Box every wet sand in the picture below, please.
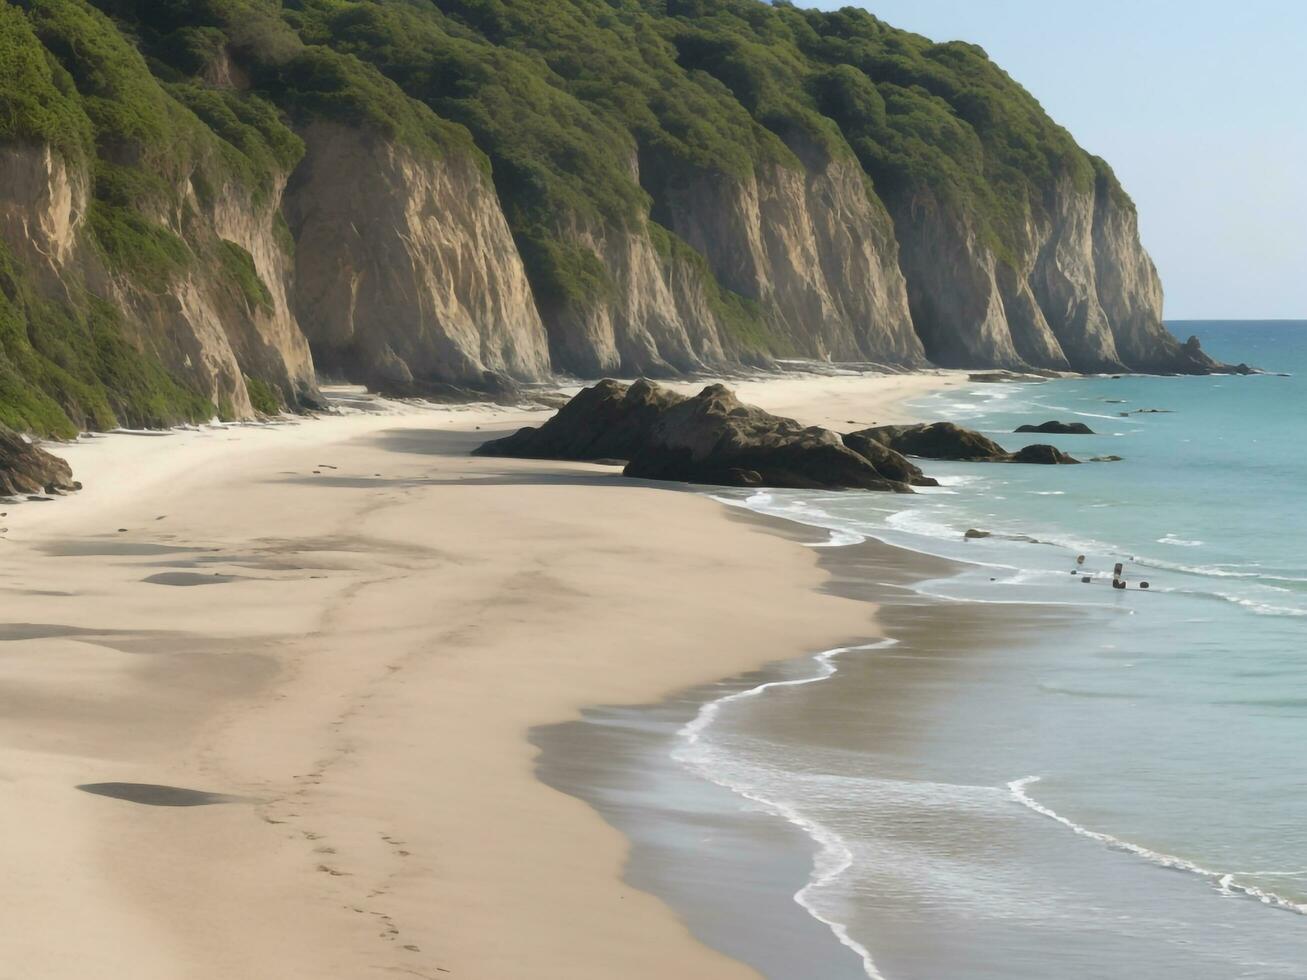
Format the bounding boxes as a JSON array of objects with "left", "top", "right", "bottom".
[{"left": 533, "top": 517, "right": 1085, "bottom": 979}]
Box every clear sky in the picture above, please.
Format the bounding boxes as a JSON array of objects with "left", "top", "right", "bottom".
[{"left": 803, "top": 0, "right": 1306, "bottom": 319}]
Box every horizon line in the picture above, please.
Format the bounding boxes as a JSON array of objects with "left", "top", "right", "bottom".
[{"left": 1165, "top": 316, "right": 1307, "bottom": 322}]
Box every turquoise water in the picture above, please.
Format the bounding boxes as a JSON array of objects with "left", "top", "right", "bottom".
[{"left": 696, "top": 322, "right": 1307, "bottom": 977}]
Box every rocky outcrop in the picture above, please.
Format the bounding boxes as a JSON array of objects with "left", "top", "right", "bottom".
[
  {"left": 854, "top": 422, "right": 1010, "bottom": 461},
  {"left": 0, "top": 425, "right": 79, "bottom": 496},
  {"left": 623, "top": 384, "right": 905, "bottom": 490},
  {"left": 840, "top": 431, "right": 939, "bottom": 487},
  {"left": 473, "top": 378, "right": 681, "bottom": 461},
  {"left": 285, "top": 123, "right": 551, "bottom": 393},
  {"left": 1015, "top": 421, "right": 1095, "bottom": 434},
  {"left": 1009, "top": 444, "right": 1080, "bottom": 465},
  {"left": 203, "top": 176, "right": 318, "bottom": 410},
  {"left": 856, "top": 422, "right": 1080, "bottom": 464},
  {"left": 477, "top": 380, "right": 917, "bottom": 491}
]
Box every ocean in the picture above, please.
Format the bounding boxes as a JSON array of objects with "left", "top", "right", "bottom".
[{"left": 535, "top": 321, "right": 1307, "bottom": 979}]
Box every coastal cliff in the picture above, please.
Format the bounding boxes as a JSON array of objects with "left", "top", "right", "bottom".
[
  {"left": 0, "top": 0, "right": 1223, "bottom": 436},
  {"left": 284, "top": 122, "right": 551, "bottom": 392}
]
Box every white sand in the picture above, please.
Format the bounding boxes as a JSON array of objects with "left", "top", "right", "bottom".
[{"left": 0, "top": 373, "right": 949, "bottom": 978}]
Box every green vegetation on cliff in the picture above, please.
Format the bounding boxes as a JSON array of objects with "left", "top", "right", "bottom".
[
  {"left": 273, "top": 0, "right": 1100, "bottom": 287},
  {"left": 242, "top": 373, "right": 283, "bottom": 414},
  {"left": 218, "top": 240, "right": 274, "bottom": 313},
  {"left": 0, "top": 5, "right": 94, "bottom": 161},
  {"left": 0, "top": 0, "right": 1154, "bottom": 433},
  {"left": 0, "top": 243, "right": 210, "bottom": 437}
]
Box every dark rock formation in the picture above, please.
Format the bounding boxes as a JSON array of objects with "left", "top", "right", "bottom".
[
  {"left": 1090, "top": 455, "right": 1124, "bottom": 462},
  {"left": 0, "top": 425, "right": 79, "bottom": 496},
  {"left": 1009, "top": 445, "right": 1081, "bottom": 465},
  {"left": 624, "top": 385, "right": 905, "bottom": 491},
  {"left": 840, "top": 432, "right": 940, "bottom": 487},
  {"left": 853, "top": 421, "right": 1081, "bottom": 464},
  {"left": 1015, "top": 421, "right": 1095, "bottom": 434},
  {"left": 476, "top": 380, "right": 918, "bottom": 491},
  {"left": 850, "top": 422, "right": 1008, "bottom": 461},
  {"left": 964, "top": 528, "right": 991, "bottom": 539},
  {"left": 473, "top": 379, "right": 680, "bottom": 461}
]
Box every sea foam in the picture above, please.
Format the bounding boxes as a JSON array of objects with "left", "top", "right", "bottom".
[
  {"left": 674, "top": 640, "right": 900, "bottom": 980},
  {"left": 1009, "top": 777, "right": 1307, "bottom": 915}
]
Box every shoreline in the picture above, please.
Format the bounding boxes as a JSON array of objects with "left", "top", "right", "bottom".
[
  {"left": 530, "top": 507, "right": 996, "bottom": 980},
  {"left": 0, "top": 371, "right": 952, "bottom": 978},
  {"left": 610, "top": 335, "right": 1304, "bottom": 979},
  {"left": 536, "top": 503, "right": 1103, "bottom": 980}
]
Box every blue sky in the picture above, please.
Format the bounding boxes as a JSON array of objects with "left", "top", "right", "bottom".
[{"left": 803, "top": 0, "right": 1306, "bottom": 319}]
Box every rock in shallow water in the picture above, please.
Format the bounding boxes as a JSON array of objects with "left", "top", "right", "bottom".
[
  {"left": 847, "top": 422, "right": 1009, "bottom": 461},
  {"left": 1, "top": 425, "right": 80, "bottom": 497},
  {"left": 1015, "top": 420, "right": 1095, "bottom": 435},
  {"left": 851, "top": 421, "right": 1081, "bottom": 464},
  {"left": 839, "top": 432, "right": 939, "bottom": 487},
  {"left": 1008, "top": 444, "right": 1081, "bottom": 465}
]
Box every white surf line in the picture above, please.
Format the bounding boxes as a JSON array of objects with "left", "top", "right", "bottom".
[
  {"left": 807, "top": 528, "right": 869, "bottom": 548},
  {"left": 1009, "top": 777, "right": 1307, "bottom": 915},
  {"left": 675, "top": 640, "right": 900, "bottom": 980},
  {"left": 710, "top": 492, "right": 1025, "bottom": 579}
]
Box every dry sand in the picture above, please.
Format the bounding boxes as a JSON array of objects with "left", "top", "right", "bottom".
[{"left": 0, "top": 372, "right": 950, "bottom": 979}]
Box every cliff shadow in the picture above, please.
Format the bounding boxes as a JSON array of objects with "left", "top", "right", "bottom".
[{"left": 370, "top": 427, "right": 502, "bottom": 457}]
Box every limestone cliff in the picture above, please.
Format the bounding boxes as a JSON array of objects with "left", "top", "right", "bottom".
[
  {"left": 284, "top": 123, "right": 550, "bottom": 393},
  {"left": 887, "top": 169, "right": 1218, "bottom": 375},
  {"left": 0, "top": 141, "right": 315, "bottom": 425},
  {"left": 507, "top": 212, "right": 727, "bottom": 379},
  {"left": 647, "top": 144, "right": 925, "bottom": 367},
  {"left": 530, "top": 140, "right": 927, "bottom": 379}
]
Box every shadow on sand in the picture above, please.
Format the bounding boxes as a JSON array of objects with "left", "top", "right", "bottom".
[{"left": 76, "top": 783, "right": 259, "bottom": 807}]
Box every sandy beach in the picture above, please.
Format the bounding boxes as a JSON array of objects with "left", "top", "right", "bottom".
[{"left": 0, "top": 372, "right": 951, "bottom": 979}]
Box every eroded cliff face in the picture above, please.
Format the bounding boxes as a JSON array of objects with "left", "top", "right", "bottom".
[
  {"left": 206, "top": 176, "right": 317, "bottom": 407},
  {"left": 887, "top": 169, "right": 1205, "bottom": 375},
  {"left": 1089, "top": 175, "right": 1211, "bottom": 372},
  {"left": 533, "top": 142, "right": 929, "bottom": 380},
  {"left": 0, "top": 141, "right": 317, "bottom": 421},
  {"left": 0, "top": 144, "right": 83, "bottom": 279},
  {"left": 647, "top": 147, "right": 925, "bottom": 367},
  {"left": 105, "top": 174, "right": 320, "bottom": 418},
  {"left": 284, "top": 123, "right": 550, "bottom": 393},
  {"left": 504, "top": 214, "right": 710, "bottom": 379}
]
